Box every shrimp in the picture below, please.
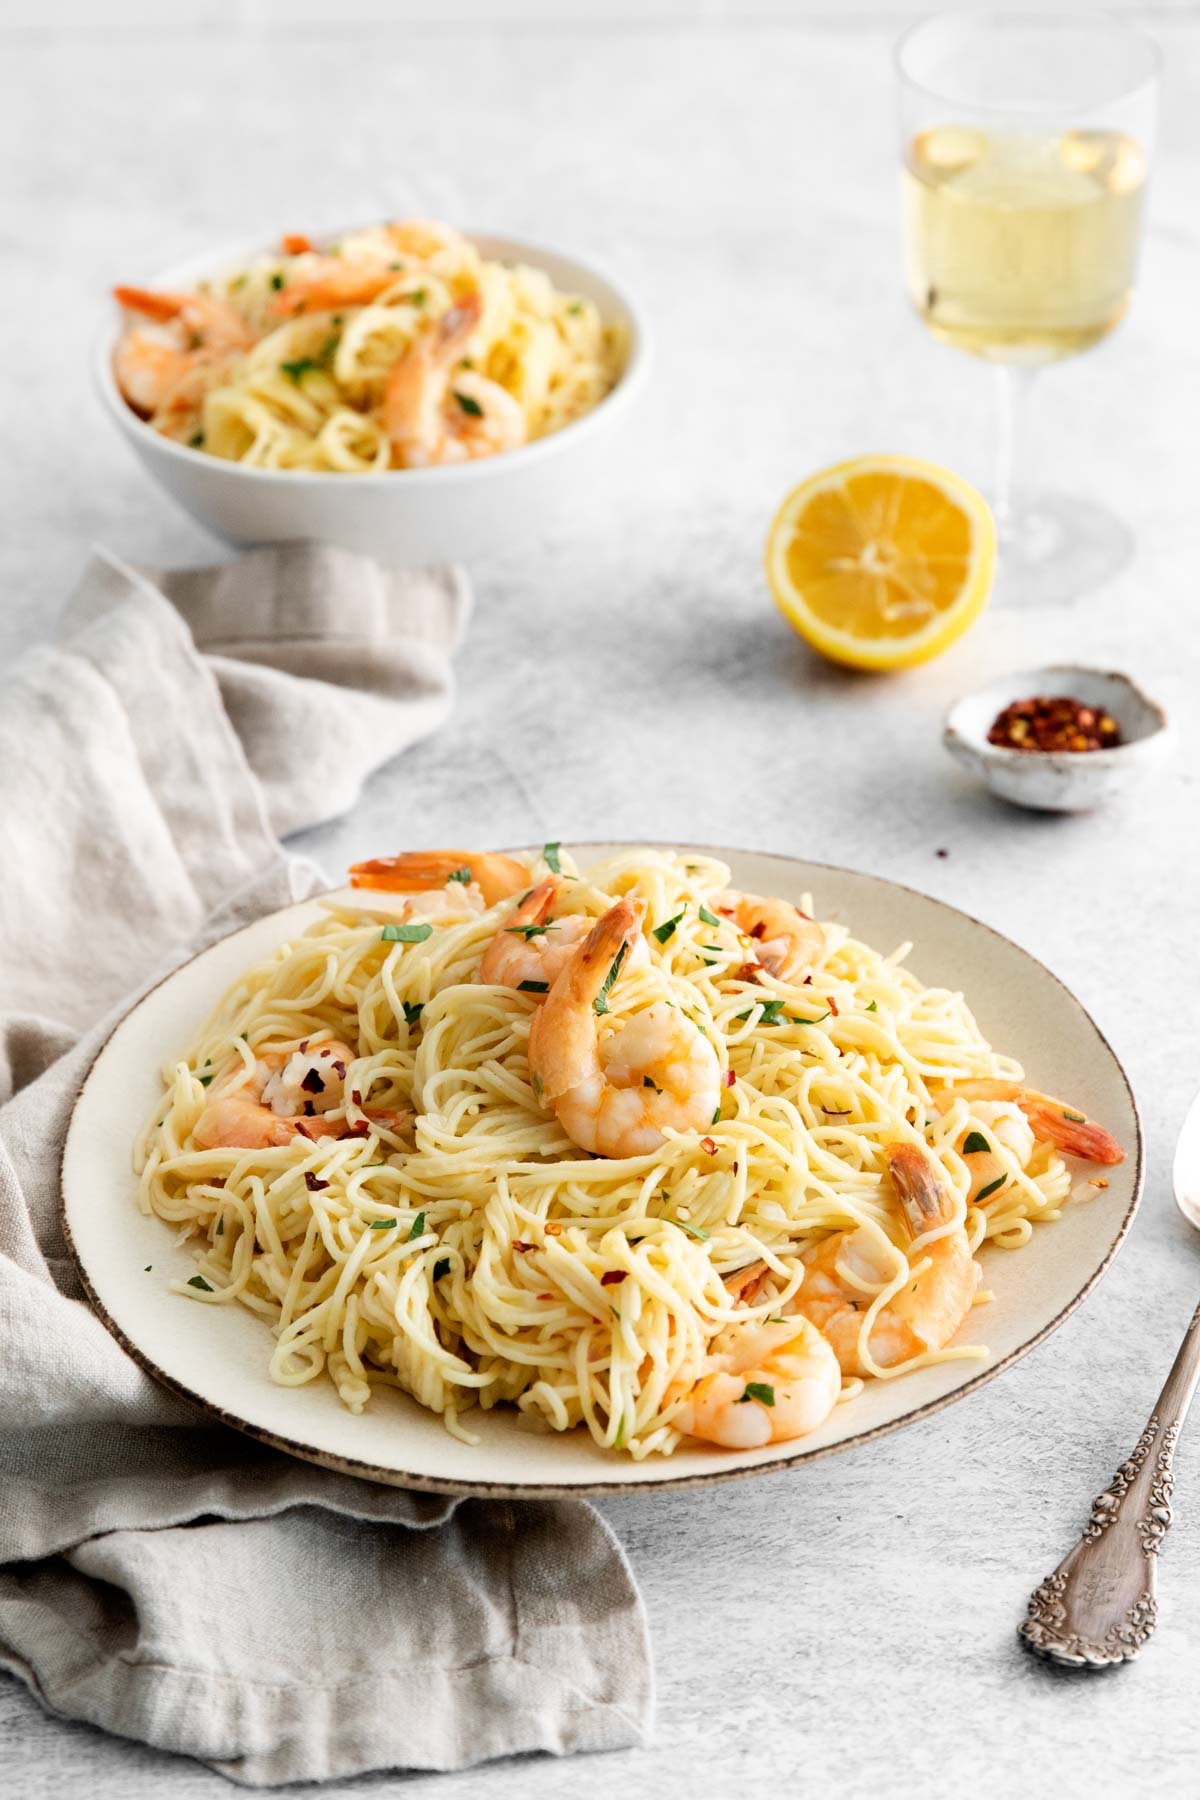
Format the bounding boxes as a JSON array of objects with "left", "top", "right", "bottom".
[
  {"left": 936, "top": 1080, "right": 1124, "bottom": 1167},
  {"left": 675, "top": 1316, "right": 841, "bottom": 1450},
  {"left": 479, "top": 877, "right": 593, "bottom": 990},
  {"left": 792, "top": 1142, "right": 980, "bottom": 1374},
  {"left": 268, "top": 258, "right": 398, "bottom": 319},
  {"left": 715, "top": 890, "right": 825, "bottom": 982},
  {"left": 192, "top": 1040, "right": 411, "bottom": 1151},
  {"left": 528, "top": 900, "right": 722, "bottom": 1157},
  {"left": 348, "top": 849, "right": 531, "bottom": 908},
  {"left": 383, "top": 295, "right": 526, "bottom": 468},
  {"left": 112, "top": 286, "right": 254, "bottom": 418},
  {"left": 479, "top": 877, "right": 649, "bottom": 994},
  {"left": 940, "top": 1097, "right": 1037, "bottom": 1204}
]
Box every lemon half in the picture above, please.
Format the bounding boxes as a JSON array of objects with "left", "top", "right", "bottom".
[{"left": 765, "top": 455, "right": 996, "bottom": 671}]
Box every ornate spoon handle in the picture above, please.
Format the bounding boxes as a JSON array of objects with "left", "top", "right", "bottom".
[{"left": 1020, "top": 1300, "right": 1200, "bottom": 1667}]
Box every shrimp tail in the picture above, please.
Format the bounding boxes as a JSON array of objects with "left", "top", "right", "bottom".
[
  {"left": 348, "top": 850, "right": 529, "bottom": 907},
  {"left": 1019, "top": 1100, "right": 1125, "bottom": 1166},
  {"left": 113, "top": 285, "right": 187, "bottom": 323},
  {"left": 886, "top": 1141, "right": 954, "bottom": 1237},
  {"left": 529, "top": 898, "right": 644, "bottom": 1103}
]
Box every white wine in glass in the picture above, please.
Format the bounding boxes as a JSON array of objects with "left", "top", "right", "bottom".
[{"left": 896, "top": 14, "right": 1160, "bottom": 605}]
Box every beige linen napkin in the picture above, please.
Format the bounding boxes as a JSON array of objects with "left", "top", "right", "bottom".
[{"left": 0, "top": 548, "right": 652, "bottom": 1786}]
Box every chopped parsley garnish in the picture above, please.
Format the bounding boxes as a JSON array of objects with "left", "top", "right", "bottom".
[
  {"left": 1063, "top": 1110, "right": 1086, "bottom": 1123},
  {"left": 543, "top": 841, "right": 562, "bottom": 873},
  {"left": 454, "top": 390, "right": 484, "bottom": 418},
  {"left": 402, "top": 1000, "right": 424, "bottom": 1027},
  {"left": 532, "top": 1072, "right": 544, "bottom": 1100},
  {"left": 270, "top": 272, "right": 284, "bottom": 290},
  {"left": 613, "top": 1414, "right": 626, "bottom": 1448},
  {"left": 215, "top": 1217, "right": 225, "bottom": 1234},
  {"left": 406, "top": 1211, "right": 427, "bottom": 1241},
  {"left": 518, "top": 979, "right": 549, "bottom": 993},
  {"left": 144, "top": 1265, "right": 152, "bottom": 1272},
  {"left": 671, "top": 1218, "right": 709, "bottom": 1241},
  {"left": 410, "top": 287, "right": 427, "bottom": 306},
  {"left": 643, "top": 1076, "right": 662, "bottom": 1092},
  {"left": 698, "top": 905, "right": 721, "bottom": 927},
  {"left": 746, "top": 998, "right": 787, "bottom": 1025},
  {"left": 198, "top": 1073, "right": 214, "bottom": 1086},
  {"left": 280, "top": 333, "right": 339, "bottom": 384},
  {"left": 975, "top": 1175, "right": 1007, "bottom": 1203},
  {"left": 652, "top": 911, "right": 684, "bottom": 945},
  {"left": 187, "top": 1275, "right": 213, "bottom": 1292},
  {"left": 866, "top": 1000, "right": 877, "bottom": 1012},
  {"left": 593, "top": 942, "right": 628, "bottom": 1015},
  {"left": 711, "top": 1105, "right": 721, "bottom": 1124},
  {"left": 447, "top": 865, "right": 472, "bottom": 883},
  {"left": 369, "top": 1218, "right": 398, "bottom": 1230},
  {"left": 739, "top": 1381, "right": 775, "bottom": 1407},
  {"left": 962, "top": 1131, "right": 991, "bottom": 1155},
  {"left": 567, "top": 301, "right": 584, "bottom": 315},
  {"left": 381, "top": 922, "right": 433, "bottom": 943},
  {"left": 189, "top": 431, "right": 205, "bottom": 448},
  {"left": 508, "top": 922, "right": 550, "bottom": 940},
  {"left": 433, "top": 1256, "right": 451, "bottom": 1280}
]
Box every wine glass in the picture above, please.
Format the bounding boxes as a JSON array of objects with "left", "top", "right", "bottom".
[{"left": 896, "top": 11, "right": 1160, "bottom": 605}]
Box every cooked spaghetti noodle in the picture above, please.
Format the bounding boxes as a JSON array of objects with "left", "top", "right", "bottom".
[
  {"left": 112, "top": 221, "right": 625, "bottom": 470},
  {"left": 136, "top": 847, "right": 1119, "bottom": 1459}
]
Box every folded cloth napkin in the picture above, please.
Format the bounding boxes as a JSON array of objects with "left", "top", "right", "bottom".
[{"left": 0, "top": 548, "right": 652, "bottom": 1786}]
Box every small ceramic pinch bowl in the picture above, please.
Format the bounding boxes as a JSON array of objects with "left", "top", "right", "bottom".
[{"left": 943, "top": 665, "right": 1170, "bottom": 813}]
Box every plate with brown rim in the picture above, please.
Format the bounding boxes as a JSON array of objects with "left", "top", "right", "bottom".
[{"left": 61, "top": 845, "right": 1142, "bottom": 1497}]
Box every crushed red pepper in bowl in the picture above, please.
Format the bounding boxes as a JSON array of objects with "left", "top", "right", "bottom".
[{"left": 986, "top": 695, "right": 1123, "bottom": 755}]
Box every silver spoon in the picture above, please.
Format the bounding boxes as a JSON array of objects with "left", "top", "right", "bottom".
[{"left": 1019, "top": 1088, "right": 1200, "bottom": 1666}]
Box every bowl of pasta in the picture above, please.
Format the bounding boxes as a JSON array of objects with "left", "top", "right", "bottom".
[{"left": 95, "top": 221, "right": 649, "bottom": 562}]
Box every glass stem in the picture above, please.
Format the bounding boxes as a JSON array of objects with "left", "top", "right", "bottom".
[{"left": 993, "top": 364, "right": 1040, "bottom": 539}]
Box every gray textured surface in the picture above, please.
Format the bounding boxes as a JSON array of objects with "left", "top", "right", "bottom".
[{"left": 4, "top": 7, "right": 1200, "bottom": 1795}]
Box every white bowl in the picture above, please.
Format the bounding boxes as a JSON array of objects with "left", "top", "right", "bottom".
[
  {"left": 94, "top": 230, "right": 651, "bottom": 563},
  {"left": 943, "top": 665, "right": 1170, "bottom": 813}
]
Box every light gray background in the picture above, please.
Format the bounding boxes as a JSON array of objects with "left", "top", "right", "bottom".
[{"left": 4, "top": 2, "right": 1200, "bottom": 1794}]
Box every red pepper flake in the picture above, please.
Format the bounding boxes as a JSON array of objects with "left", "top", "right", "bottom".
[
  {"left": 601, "top": 1270, "right": 627, "bottom": 1287},
  {"left": 299, "top": 1039, "right": 309, "bottom": 1053},
  {"left": 537, "top": 1291, "right": 554, "bottom": 1300},
  {"left": 513, "top": 1240, "right": 535, "bottom": 1252},
  {"left": 350, "top": 1090, "right": 363, "bottom": 1107},
  {"left": 282, "top": 231, "right": 313, "bottom": 253},
  {"left": 304, "top": 1171, "right": 329, "bottom": 1192},
  {"left": 732, "top": 1160, "right": 739, "bottom": 1174},
  {"left": 700, "top": 1136, "right": 717, "bottom": 1155},
  {"left": 332, "top": 1060, "right": 347, "bottom": 1078},
  {"left": 750, "top": 921, "right": 766, "bottom": 939},
  {"left": 935, "top": 848, "right": 949, "bottom": 860},
  {"left": 987, "top": 694, "right": 1122, "bottom": 755},
  {"left": 724, "top": 1069, "right": 736, "bottom": 1087},
  {"left": 732, "top": 961, "right": 762, "bottom": 985},
  {"left": 826, "top": 995, "right": 839, "bottom": 1017}
]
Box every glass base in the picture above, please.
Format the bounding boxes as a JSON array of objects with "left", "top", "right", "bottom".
[{"left": 992, "top": 492, "right": 1134, "bottom": 607}]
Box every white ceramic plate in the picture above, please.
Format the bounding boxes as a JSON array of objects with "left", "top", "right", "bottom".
[{"left": 62, "top": 847, "right": 1142, "bottom": 1498}]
